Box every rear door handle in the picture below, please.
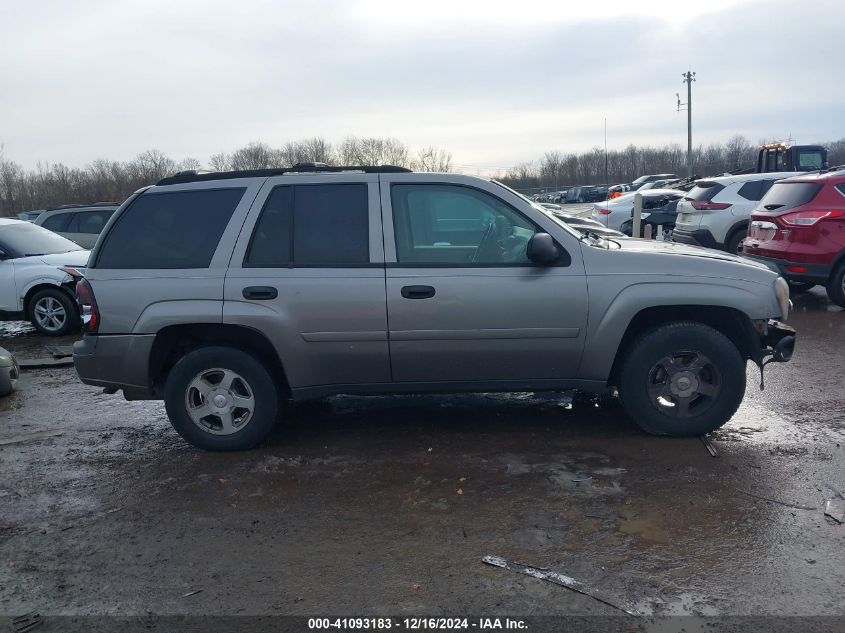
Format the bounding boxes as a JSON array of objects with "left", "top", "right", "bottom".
[
  {"left": 243, "top": 286, "right": 278, "bottom": 300},
  {"left": 401, "top": 285, "right": 436, "bottom": 299}
]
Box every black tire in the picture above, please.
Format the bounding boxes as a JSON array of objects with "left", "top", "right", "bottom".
[
  {"left": 27, "top": 287, "right": 79, "bottom": 336},
  {"left": 725, "top": 228, "right": 746, "bottom": 255},
  {"left": 164, "top": 346, "right": 279, "bottom": 451},
  {"left": 617, "top": 321, "right": 746, "bottom": 436},
  {"left": 825, "top": 262, "right": 845, "bottom": 308},
  {"left": 787, "top": 280, "right": 816, "bottom": 293}
]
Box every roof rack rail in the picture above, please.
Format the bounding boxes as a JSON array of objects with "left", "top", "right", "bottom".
[
  {"left": 156, "top": 164, "right": 412, "bottom": 186},
  {"left": 47, "top": 201, "right": 120, "bottom": 211}
]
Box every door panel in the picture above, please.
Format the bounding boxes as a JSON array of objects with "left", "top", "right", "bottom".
[
  {"left": 224, "top": 175, "right": 390, "bottom": 390},
  {"left": 381, "top": 177, "right": 588, "bottom": 384}
]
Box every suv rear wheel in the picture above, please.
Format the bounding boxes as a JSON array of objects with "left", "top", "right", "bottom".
[
  {"left": 617, "top": 322, "right": 745, "bottom": 436},
  {"left": 725, "top": 228, "right": 746, "bottom": 255},
  {"left": 825, "top": 262, "right": 845, "bottom": 308},
  {"left": 164, "top": 346, "right": 279, "bottom": 451}
]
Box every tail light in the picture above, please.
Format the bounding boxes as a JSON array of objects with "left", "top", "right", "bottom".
[
  {"left": 75, "top": 278, "right": 100, "bottom": 333},
  {"left": 781, "top": 210, "right": 845, "bottom": 226},
  {"left": 690, "top": 200, "right": 732, "bottom": 211},
  {"left": 596, "top": 208, "right": 611, "bottom": 215}
]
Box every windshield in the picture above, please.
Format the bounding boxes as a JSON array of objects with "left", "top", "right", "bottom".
[{"left": 0, "top": 221, "right": 83, "bottom": 257}]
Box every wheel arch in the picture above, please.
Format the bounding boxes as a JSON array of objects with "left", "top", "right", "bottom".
[
  {"left": 606, "top": 305, "right": 760, "bottom": 387},
  {"left": 148, "top": 323, "right": 291, "bottom": 398},
  {"left": 23, "top": 281, "right": 77, "bottom": 315},
  {"left": 725, "top": 220, "right": 750, "bottom": 251}
]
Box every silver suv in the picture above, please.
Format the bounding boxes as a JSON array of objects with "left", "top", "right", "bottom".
[{"left": 73, "top": 165, "right": 796, "bottom": 451}]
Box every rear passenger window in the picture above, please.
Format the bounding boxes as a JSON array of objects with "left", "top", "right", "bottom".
[
  {"left": 96, "top": 188, "right": 244, "bottom": 269},
  {"left": 737, "top": 181, "right": 764, "bottom": 201},
  {"left": 685, "top": 182, "right": 725, "bottom": 202},
  {"left": 41, "top": 213, "right": 70, "bottom": 232},
  {"left": 71, "top": 210, "right": 114, "bottom": 234},
  {"left": 246, "top": 184, "right": 369, "bottom": 266}
]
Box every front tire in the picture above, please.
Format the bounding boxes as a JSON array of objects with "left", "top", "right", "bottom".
[
  {"left": 617, "top": 322, "right": 746, "bottom": 436},
  {"left": 28, "top": 288, "right": 79, "bottom": 336},
  {"left": 164, "top": 346, "right": 279, "bottom": 451},
  {"left": 825, "top": 262, "right": 845, "bottom": 308},
  {"left": 787, "top": 280, "right": 816, "bottom": 293}
]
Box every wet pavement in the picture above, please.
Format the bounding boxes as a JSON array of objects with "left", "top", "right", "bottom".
[{"left": 0, "top": 288, "right": 844, "bottom": 620}]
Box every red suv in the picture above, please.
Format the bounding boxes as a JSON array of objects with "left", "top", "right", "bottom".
[{"left": 743, "top": 169, "right": 845, "bottom": 306}]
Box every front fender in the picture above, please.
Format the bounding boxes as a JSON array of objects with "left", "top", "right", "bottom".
[
  {"left": 578, "top": 279, "right": 773, "bottom": 380},
  {"left": 19, "top": 276, "right": 74, "bottom": 311}
]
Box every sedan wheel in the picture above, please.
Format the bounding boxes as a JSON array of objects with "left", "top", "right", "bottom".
[
  {"left": 33, "top": 296, "right": 67, "bottom": 333},
  {"left": 27, "top": 288, "right": 79, "bottom": 336}
]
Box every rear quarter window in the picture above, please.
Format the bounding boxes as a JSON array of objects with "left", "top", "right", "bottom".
[
  {"left": 685, "top": 182, "right": 725, "bottom": 201},
  {"left": 96, "top": 188, "right": 245, "bottom": 269},
  {"left": 758, "top": 182, "right": 823, "bottom": 211}
]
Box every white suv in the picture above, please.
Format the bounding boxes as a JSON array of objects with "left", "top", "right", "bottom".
[
  {"left": 0, "top": 219, "right": 89, "bottom": 335},
  {"left": 672, "top": 172, "right": 796, "bottom": 253}
]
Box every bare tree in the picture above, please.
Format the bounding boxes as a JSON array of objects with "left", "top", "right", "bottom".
[
  {"left": 412, "top": 146, "right": 452, "bottom": 172},
  {"left": 228, "top": 142, "right": 278, "bottom": 170}
]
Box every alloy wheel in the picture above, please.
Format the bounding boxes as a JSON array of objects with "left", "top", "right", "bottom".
[
  {"left": 646, "top": 350, "right": 722, "bottom": 418},
  {"left": 184, "top": 368, "right": 256, "bottom": 435},
  {"left": 33, "top": 296, "right": 67, "bottom": 333}
]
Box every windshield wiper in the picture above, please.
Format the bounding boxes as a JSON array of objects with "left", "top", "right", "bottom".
[{"left": 24, "top": 253, "right": 47, "bottom": 257}]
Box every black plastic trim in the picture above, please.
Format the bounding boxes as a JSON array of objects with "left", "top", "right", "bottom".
[{"left": 157, "top": 165, "right": 411, "bottom": 186}]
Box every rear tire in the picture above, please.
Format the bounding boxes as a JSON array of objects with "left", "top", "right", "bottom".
[
  {"left": 825, "top": 262, "right": 845, "bottom": 308},
  {"left": 164, "top": 346, "right": 279, "bottom": 451},
  {"left": 27, "top": 288, "right": 79, "bottom": 336},
  {"left": 617, "top": 322, "right": 746, "bottom": 436},
  {"left": 725, "top": 228, "right": 746, "bottom": 255}
]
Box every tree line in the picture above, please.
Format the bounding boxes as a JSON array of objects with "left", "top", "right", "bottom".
[
  {"left": 499, "top": 135, "right": 845, "bottom": 193},
  {"left": 0, "top": 137, "right": 453, "bottom": 216},
  {"left": 2, "top": 133, "right": 843, "bottom": 215}
]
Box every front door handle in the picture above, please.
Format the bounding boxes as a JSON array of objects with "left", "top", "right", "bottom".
[
  {"left": 243, "top": 286, "right": 278, "bottom": 300},
  {"left": 401, "top": 285, "right": 436, "bottom": 299}
]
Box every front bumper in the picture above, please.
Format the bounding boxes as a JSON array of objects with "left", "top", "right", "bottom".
[
  {"left": 671, "top": 227, "right": 721, "bottom": 250},
  {"left": 741, "top": 253, "right": 831, "bottom": 285},
  {"left": 761, "top": 320, "right": 796, "bottom": 363}
]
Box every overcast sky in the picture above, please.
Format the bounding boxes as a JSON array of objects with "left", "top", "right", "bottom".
[{"left": 1, "top": 0, "right": 842, "bottom": 173}]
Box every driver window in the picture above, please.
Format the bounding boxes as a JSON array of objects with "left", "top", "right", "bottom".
[{"left": 391, "top": 184, "right": 536, "bottom": 265}]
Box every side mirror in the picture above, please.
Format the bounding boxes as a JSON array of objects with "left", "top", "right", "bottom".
[{"left": 527, "top": 232, "right": 559, "bottom": 265}]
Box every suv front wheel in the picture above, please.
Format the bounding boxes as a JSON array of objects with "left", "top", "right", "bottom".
[
  {"left": 617, "top": 322, "right": 745, "bottom": 436},
  {"left": 164, "top": 346, "right": 279, "bottom": 451}
]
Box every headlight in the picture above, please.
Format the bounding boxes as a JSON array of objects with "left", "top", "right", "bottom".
[{"left": 773, "top": 277, "right": 790, "bottom": 320}]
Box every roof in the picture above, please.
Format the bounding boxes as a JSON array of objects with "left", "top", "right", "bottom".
[
  {"left": 156, "top": 163, "right": 412, "bottom": 186},
  {"left": 695, "top": 171, "right": 799, "bottom": 185},
  {"left": 44, "top": 202, "right": 119, "bottom": 212},
  {"left": 775, "top": 167, "right": 845, "bottom": 183}
]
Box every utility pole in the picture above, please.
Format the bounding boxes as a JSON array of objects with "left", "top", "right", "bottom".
[{"left": 677, "top": 70, "right": 696, "bottom": 178}]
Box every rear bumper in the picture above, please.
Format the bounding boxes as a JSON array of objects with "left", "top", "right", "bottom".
[
  {"left": 671, "top": 227, "right": 721, "bottom": 250},
  {"left": 73, "top": 334, "right": 156, "bottom": 396},
  {"left": 741, "top": 253, "right": 831, "bottom": 284}
]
